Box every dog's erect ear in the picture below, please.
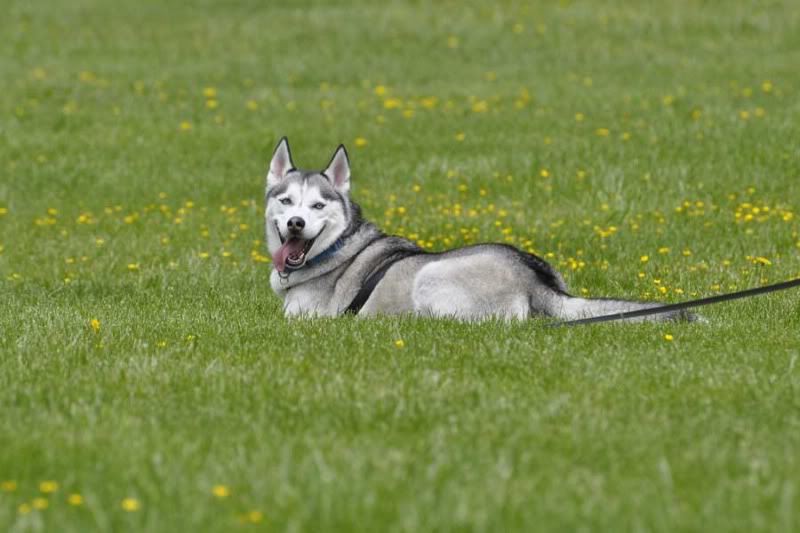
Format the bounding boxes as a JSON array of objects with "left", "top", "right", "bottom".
[
  {"left": 267, "top": 137, "right": 295, "bottom": 189},
  {"left": 323, "top": 145, "right": 350, "bottom": 192}
]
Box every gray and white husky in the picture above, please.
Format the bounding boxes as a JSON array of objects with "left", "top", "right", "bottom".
[{"left": 265, "top": 138, "right": 689, "bottom": 322}]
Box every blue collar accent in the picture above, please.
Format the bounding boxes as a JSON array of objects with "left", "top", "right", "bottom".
[{"left": 284, "top": 238, "right": 345, "bottom": 272}]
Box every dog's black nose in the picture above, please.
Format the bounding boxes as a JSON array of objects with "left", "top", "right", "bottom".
[{"left": 287, "top": 216, "right": 305, "bottom": 233}]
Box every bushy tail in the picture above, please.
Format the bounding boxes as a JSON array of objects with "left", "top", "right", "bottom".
[{"left": 553, "top": 295, "right": 698, "bottom": 323}]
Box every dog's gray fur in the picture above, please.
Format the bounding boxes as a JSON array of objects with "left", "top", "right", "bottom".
[{"left": 265, "top": 138, "right": 690, "bottom": 322}]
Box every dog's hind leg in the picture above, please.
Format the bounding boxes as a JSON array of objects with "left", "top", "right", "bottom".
[{"left": 412, "top": 260, "right": 530, "bottom": 320}]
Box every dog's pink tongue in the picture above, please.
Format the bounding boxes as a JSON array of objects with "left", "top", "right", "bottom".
[{"left": 273, "top": 239, "right": 306, "bottom": 272}]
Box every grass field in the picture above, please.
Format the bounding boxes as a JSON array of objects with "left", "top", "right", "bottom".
[{"left": 2, "top": 0, "right": 800, "bottom": 531}]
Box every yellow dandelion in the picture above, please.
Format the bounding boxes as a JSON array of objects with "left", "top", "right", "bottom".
[
  {"left": 203, "top": 87, "right": 217, "bottom": 98},
  {"left": 18, "top": 503, "right": 31, "bottom": 515},
  {"left": 206, "top": 99, "right": 219, "bottom": 109},
  {"left": 640, "top": 255, "right": 649, "bottom": 263},
  {"left": 67, "top": 493, "right": 84, "bottom": 506},
  {"left": 245, "top": 100, "right": 259, "bottom": 110},
  {"left": 121, "top": 498, "right": 141, "bottom": 512},
  {"left": 373, "top": 85, "right": 387, "bottom": 96},
  {"left": 540, "top": 169, "right": 549, "bottom": 178},
  {"left": 198, "top": 251, "right": 210, "bottom": 259},
  {"left": 32, "top": 497, "right": 49, "bottom": 509},
  {"left": 127, "top": 263, "right": 140, "bottom": 271},
  {"left": 179, "top": 121, "right": 192, "bottom": 131},
  {"left": 212, "top": 485, "right": 230, "bottom": 498},
  {"left": 1, "top": 480, "right": 17, "bottom": 492},
  {"left": 454, "top": 132, "right": 465, "bottom": 142},
  {"left": 664, "top": 334, "right": 674, "bottom": 342},
  {"left": 471, "top": 100, "right": 488, "bottom": 113},
  {"left": 574, "top": 112, "right": 584, "bottom": 122},
  {"left": 658, "top": 247, "right": 670, "bottom": 254},
  {"left": 761, "top": 80, "right": 773, "bottom": 93},
  {"left": 354, "top": 137, "right": 368, "bottom": 148},
  {"left": 595, "top": 127, "right": 610, "bottom": 137},
  {"left": 248, "top": 511, "right": 264, "bottom": 524},
  {"left": 39, "top": 481, "right": 58, "bottom": 493},
  {"left": 753, "top": 256, "right": 772, "bottom": 266},
  {"left": 383, "top": 98, "right": 402, "bottom": 109},
  {"left": 90, "top": 318, "right": 101, "bottom": 333},
  {"left": 394, "top": 339, "right": 405, "bottom": 348},
  {"left": 0, "top": 207, "right": 7, "bottom": 216}
]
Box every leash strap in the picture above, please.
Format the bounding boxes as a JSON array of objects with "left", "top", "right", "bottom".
[
  {"left": 344, "top": 251, "right": 420, "bottom": 315},
  {"left": 549, "top": 277, "right": 800, "bottom": 327}
]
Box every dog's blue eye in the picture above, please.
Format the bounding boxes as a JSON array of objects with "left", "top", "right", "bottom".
[
  {"left": 312, "top": 203, "right": 325, "bottom": 210},
  {"left": 279, "top": 198, "right": 292, "bottom": 205}
]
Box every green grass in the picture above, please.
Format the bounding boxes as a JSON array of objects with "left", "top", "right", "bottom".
[{"left": 2, "top": 0, "right": 800, "bottom": 531}]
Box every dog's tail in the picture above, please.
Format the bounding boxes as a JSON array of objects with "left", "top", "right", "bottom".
[{"left": 552, "top": 294, "right": 699, "bottom": 323}]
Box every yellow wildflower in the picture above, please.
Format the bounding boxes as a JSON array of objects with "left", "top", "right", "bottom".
[
  {"left": 39, "top": 481, "right": 58, "bottom": 493},
  {"left": 121, "top": 498, "right": 141, "bottom": 511},
  {"left": 212, "top": 485, "right": 230, "bottom": 498},
  {"left": 394, "top": 339, "right": 405, "bottom": 348},
  {"left": 32, "top": 498, "right": 49, "bottom": 509},
  {"left": 68, "top": 493, "right": 84, "bottom": 506}
]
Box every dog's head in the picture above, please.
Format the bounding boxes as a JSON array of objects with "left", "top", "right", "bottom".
[{"left": 264, "top": 138, "right": 353, "bottom": 272}]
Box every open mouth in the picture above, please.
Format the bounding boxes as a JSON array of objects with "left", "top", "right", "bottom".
[
  {"left": 283, "top": 237, "right": 316, "bottom": 268},
  {"left": 273, "top": 223, "right": 326, "bottom": 272}
]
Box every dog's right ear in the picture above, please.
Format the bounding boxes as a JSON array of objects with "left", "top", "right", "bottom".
[{"left": 267, "top": 137, "right": 295, "bottom": 189}]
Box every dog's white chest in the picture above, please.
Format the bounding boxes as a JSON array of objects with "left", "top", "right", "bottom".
[{"left": 282, "top": 281, "right": 336, "bottom": 317}]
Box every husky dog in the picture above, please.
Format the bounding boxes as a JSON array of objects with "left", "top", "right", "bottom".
[{"left": 265, "top": 138, "right": 691, "bottom": 322}]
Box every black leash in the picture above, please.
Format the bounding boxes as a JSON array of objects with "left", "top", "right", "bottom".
[
  {"left": 344, "top": 250, "right": 421, "bottom": 315},
  {"left": 549, "top": 277, "right": 800, "bottom": 327}
]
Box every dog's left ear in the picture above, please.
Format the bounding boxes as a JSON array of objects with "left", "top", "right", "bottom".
[{"left": 323, "top": 145, "right": 350, "bottom": 193}]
